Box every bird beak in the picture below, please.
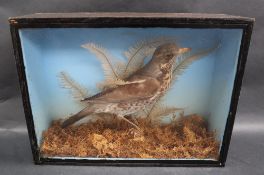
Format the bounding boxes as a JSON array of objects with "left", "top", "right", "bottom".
[{"left": 178, "top": 47, "right": 191, "bottom": 54}]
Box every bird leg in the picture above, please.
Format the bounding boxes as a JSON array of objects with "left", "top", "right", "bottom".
[{"left": 117, "top": 115, "right": 141, "bottom": 132}]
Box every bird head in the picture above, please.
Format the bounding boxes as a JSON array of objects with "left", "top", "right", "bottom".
[{"left": 152, "top": 43, "right": 191, "bottom": 71}]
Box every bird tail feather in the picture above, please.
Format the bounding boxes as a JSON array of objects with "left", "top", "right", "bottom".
[{"left": 61, "top": 109, "right": 93, "bottom": 128}]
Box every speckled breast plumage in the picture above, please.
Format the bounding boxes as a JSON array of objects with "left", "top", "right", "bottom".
[
  {"left": 94, "top": 72, "right": 172, "bottom": 117},
  {"left": 93, "top": 94, "right": 158, "bottom": 116}
]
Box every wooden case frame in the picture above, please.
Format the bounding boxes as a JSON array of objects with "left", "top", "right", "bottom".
[{"left": 9, "top": 13, "right": 254, "bottom": 167}]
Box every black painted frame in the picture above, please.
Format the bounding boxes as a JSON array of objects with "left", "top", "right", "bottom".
[{"left": 9, "top": 13, "right": 254, "bottom": 167}]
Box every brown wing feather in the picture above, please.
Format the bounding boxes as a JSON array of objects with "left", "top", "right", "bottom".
[{"left": 82, "top": 76, "right": 160, "bottom": 103}]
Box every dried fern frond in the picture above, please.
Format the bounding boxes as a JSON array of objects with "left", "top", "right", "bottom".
[
  {"left": 123, "top": 36, "right": 177, "bottom": 77},
  {"left": 82, "top": 43, "right": 123, "bottom": 81},
  {"left": 148, "top": 104, "right": 184, "bottom": 123},
  {"left": 58, "top": 71, "right": 89, "bottom": 102},
  {"left": 172, "top": 43, "right": 220, "bottom": 83},
  {"left": 146, "top": 94, "right": 184, "bottom": 122},
  {"left": 114, "top": 61, "right": 127, "bottom": 79}
]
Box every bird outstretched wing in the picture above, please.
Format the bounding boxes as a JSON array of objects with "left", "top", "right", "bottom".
[{"left": 82, "top": 76, "right": 160, "bottom": 103}]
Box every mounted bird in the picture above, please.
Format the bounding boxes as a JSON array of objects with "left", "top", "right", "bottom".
[{"left": 61, "top": 43, "right": 190, "bottom": 128}]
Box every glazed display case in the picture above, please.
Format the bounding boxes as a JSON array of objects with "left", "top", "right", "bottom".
[{"left": 9, "top": 13, "right": 254, "bottom": 166}]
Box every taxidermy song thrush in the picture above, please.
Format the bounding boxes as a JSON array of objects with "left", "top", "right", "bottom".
[{"left": 62, "top": 43, "right": 190, "bottom": 128}]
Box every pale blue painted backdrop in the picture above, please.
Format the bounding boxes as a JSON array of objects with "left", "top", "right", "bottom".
[{"left": 19, "top": 28, "right": 242, "bottom": 150}]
